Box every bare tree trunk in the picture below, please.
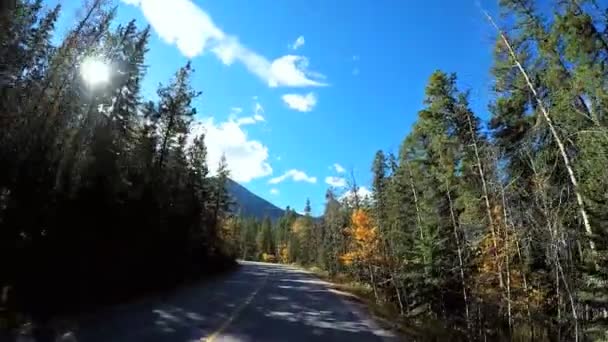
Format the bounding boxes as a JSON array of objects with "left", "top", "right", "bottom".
[
  {"left": 556, "top": 264, "right": 561, "bottom": 323},
  {"left": 385, "top": 233, "right": 405, "bottom": 315},
  {"left": 483, "top": 10, "right": 595, "bottom": 256},
  {"left": 465, "top": 109, "right": 504, "bottom": 289},
  {"left": 504, "top": 221, "right": 513, "bottom": 330},
  {"left": 496, "top": 182, "right": 515, "bottom": 330},
  {"left": 446, "top": 180, "right": 471, "bottom": 329},
  {"left": 500, "top": 176, "right": 533, "bottom": 324},
  {"left": 406, "top": 161, "right": 424, "bottom": 240},
  {"left": 369, "top": 265, "right": 379, "bottom": 302},
  {"left": 348, "top": 169, "right": 361, "bottom": 210},
  {"left": 530, "top": 152, "right": 579, "bottom": 341},
  {"left": 391, "top": 273, "right": 405, "bottom": 315},
  {"left": 515, "top": 239, "right": 532, "bottom": 321},
  {"left": 557, "top": 259, "right": 579, "bottom": 342}
]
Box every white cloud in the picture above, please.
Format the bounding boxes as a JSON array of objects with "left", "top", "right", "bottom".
[
  {"left": 339, "top": 186, "right": 372, "bottom": 202},
  {"left": 325, "top": 176, "right": 347, "bottom": 188},
  {"left": 122, "top": 0, "right": 326, "bottom": 88},
  {"left": 269, "top": 169, "right": 317, "bottom": 184},
  {"left": 190, "top": 117, "right": 271, "bottom": 183},
  {"left": 290, "top": 35, "right": 305, "bottom": 50},
  {"left": 270, "top": 188, "right": 279, "bottom": 195},
  {"left": 268, "top": 56, "right": 326, "bottom": 87},
  {"left": 282, "top": 92, "right": 317, "bottom": 112},
  {"left": 333, "top": 163, "right": 346, "bottom": 173},
  {"left": 236, "top": 117, "right": 256, "bottom": 126},
  {"left": 230, "top": 100, "right": 265, "bottom": 126},
  {"left": 253, "top": 100, "right": 265, "bottom": 121}
]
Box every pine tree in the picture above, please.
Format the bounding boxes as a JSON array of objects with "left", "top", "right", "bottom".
[
  {"left": 257, "top": 217, "right": 274, "bottom": 257},
  {"left": 0, "top": 1, "right": 237, "bottom": 318},
  {"left": 156, "top": 62, "right": 200, "bottom": 172},
  {"left": 209, "top": 154, "right": 233, "bottom": 241},
  {"left": 321, "top": 190, "right": 348, "bottom": 275}
]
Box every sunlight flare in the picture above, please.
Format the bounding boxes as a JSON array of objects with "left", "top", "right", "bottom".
[{"left": 80, "top": 57, "right": 110, "bottom": 87}]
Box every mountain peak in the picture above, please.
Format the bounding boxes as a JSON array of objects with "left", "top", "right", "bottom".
[{"left": 227, "top": 179, "right": 285, "bottom": 221}]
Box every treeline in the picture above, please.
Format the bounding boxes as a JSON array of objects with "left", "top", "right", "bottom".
[
  {"left": 222, "top": 202, "right": 317, "bottom": 264},
  {"left": 228, "top": 1, "right": 608, "bottom": 340},
  {"left": 0, "top": 0, "right": 234, "bottom": 316}
]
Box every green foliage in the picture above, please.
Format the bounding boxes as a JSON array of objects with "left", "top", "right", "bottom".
[
  {"left": 0, "top": 0, "right": 233, "bottom": 315},
  {"left": 288, "top": 2, "right": 608, "bottom": 339},
  {"left": 256, "top": 217, "right": 275, "bottom": 256}
]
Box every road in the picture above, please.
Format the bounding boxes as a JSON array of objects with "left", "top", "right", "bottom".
[{"left": 41, "top": 261, "right": 397, "bottom": 342}]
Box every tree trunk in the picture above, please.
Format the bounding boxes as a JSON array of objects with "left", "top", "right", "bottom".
[
  {"left": 465, "top": 108, "right": 504, "bottom": 289},
  {"left": 500, "top": 181, "right": 522, "bottom": 328},
  {"left": 445, "top": 180, "right": 470, "bottom": 329},
  {"left": 483, "top": 10, "right": 596, "bottom": 256},
  {"left": 557, "top": 258, "right": 579, "bottom": 342},
  {"left": 369, "top": 265, "right": 379, "bottom": 302},
  {"left": 406, "top": 161, "right": 424, "bottom": 240},
  {"left": 515, "top": 237, "right": 532, "bottom": 321},
  {"left": 391, "top": 273, "right": 405, "bottom": 315},
  {"left": 504, "top": 221, "right": 513, "bottom": 330},
  {"left": 158, "top": 111, "right": 175, "bottom": 172}
]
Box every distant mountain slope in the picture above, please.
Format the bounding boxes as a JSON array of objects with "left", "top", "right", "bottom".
[{"left": 227, "top": 178, "right": 285, "bottom": 221}]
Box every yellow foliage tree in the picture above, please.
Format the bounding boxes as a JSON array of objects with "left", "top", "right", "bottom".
[
  {"left": 340, "top": 209, "right": 381, "bottom": 299},
  {"left": 278, "top": 243, "right": 289, "bottom": 264},
  {"left": 262, "top": 253, "right": 277, "bottom": 263},
  {"left": 472, "top": 211, "right": 549, "bottom": 316},
  {"left": 339, "top": 210, "right": 380, "bottom": 265},
  {"left": 219, "top": 217, "right": 239, "bottom": 256}
]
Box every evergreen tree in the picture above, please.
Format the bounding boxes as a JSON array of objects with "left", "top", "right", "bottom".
[
  {"left": 156, "top": 62, "right": 200, "bottom": 172},
  {"left": 0, "top": 2, "right": 235, "bottom": 320},
  {"left": 257, "top": 217, "right": 274, "bottom": 256}
]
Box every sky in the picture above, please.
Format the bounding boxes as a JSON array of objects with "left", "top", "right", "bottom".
[{"left": 50, "top": 0, "right": 500, "bottom": 215}]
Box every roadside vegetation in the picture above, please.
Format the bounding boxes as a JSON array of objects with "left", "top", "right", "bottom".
[
  {"left": 0, "top": 0, "right": 235, "bottom": 330},
  {"left": 225, "top": 1, "right": 608, "bottom": 340}
]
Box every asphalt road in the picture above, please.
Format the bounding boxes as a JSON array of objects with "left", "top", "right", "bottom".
[{"left": 30, "top": 261, "right": 397, "bottom": 342}]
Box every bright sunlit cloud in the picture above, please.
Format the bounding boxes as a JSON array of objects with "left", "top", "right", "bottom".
[
  {"left": 80, "top": 57, "right": 110, "bottom": 87},
  {"left": 339, "top": 186, "right": 372, "bottom": 202},
  {"left": 325, "top": 176, "right": 347, "bottom": 188},
  {"left": 269, "top": 169, "right": 317, "bottom": 184},
  {"left": 289, "top": 35, "right": 305, "bottom": 50},
  {"left": 333, "top": 163, "right": 346, "bottom": 173},
  {"left": 121, "top": 0, "right": 326, "bottom": 88},
  {"left": 190, "top": 117, "right": 272, "bottom": 183},
  {"left": 282, "top": 92, "right": 317, "bottom": 112}
]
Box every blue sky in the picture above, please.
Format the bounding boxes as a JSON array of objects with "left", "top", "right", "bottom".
[{"left": 51, "top": 0, "right": 500, "bottom": 215}]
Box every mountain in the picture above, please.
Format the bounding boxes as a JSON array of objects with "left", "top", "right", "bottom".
[{"left": 226, "top": 178, "right": 285, "bottom": 221}]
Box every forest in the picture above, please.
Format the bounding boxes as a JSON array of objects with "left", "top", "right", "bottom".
[
  {"left": 0, "top": 0, "right": 235, "bottom": 322},
  {"left": 224, "top": 0, "right": 608, "bottom": 340}
]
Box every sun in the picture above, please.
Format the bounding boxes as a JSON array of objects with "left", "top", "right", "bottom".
[{"left": 80, "top": 57, "right": 110, "bottom": 87}]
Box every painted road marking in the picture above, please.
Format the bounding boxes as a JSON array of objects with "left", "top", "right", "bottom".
[{"left": 202, "top": 274, "right": 269, "bottom": 342}]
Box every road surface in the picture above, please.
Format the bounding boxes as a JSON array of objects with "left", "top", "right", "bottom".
[{"left": 36, "top": 261, "right": 397, "bottom": 341}]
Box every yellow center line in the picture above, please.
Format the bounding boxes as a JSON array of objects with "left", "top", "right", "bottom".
[{"left": 201, "top": 274, "right": 269, "bottom": 342}]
